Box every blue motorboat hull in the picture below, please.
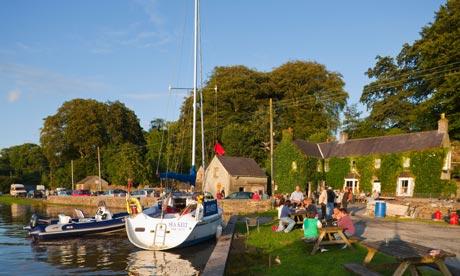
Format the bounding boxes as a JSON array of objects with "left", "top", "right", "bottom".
[{"left": 28, "top": 212, "right": 128, "bottom": 241}]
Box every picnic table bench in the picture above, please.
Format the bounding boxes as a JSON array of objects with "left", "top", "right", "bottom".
[
  {"left": 344, "top": 240, "right": 456, "bottom": 276},
  {"left": 310, "top": 226, "right": 355, "bottom": 255}
]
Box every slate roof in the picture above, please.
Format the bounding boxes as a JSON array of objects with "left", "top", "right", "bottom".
[
  {"left": 293, "top": 139, "right": 323, "bottom": 158},
  {"left": 295, "top": 130, "right": 446, "bottom": 159},
  {"left": 216, "top": 155, "right": 267, "bottom": 177}
]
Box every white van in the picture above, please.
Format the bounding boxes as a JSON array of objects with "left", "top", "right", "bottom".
[{"left": 10, "top": 184, "right": 27, "bottom": 197}]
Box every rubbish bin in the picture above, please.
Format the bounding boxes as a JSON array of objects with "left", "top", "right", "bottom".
[{"left": 375, "top": 200, "right": 386, "bottom": 218}]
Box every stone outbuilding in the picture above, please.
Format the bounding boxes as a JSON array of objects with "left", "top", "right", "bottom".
[
  {"left": 75, "top": 176, "right": 109, "bottom": 191},
  {"left": 203, "top": 155, "right": 267, "bottom": 198}
]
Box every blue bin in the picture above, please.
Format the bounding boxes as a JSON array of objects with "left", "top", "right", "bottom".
[{"left": 375, "top": 201, "right": 386, "bottom": 218}]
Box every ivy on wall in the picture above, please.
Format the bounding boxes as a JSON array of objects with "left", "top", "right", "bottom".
[
  {"left": 355, "top": 156, "right": 374, "bottom": 193},
  {"left": 325, "top": 157, "right": 350, "bottom": 189},
  {"left": 274, "top": 130, "right": 318, "bottom": 193},
  {"left": 379, "top": 153, "right": 403, "bottom": 195}
]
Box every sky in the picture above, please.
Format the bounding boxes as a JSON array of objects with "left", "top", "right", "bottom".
[{"left": 0, "top": 0, "right": 446, "bottom": 149}]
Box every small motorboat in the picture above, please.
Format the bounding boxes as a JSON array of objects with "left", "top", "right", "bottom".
[
  {"left": 24, "top": 202, "right": 128, "bottom": 241},
  {"left": 125, "top": 192, "right": 222, "bottom": 251}
]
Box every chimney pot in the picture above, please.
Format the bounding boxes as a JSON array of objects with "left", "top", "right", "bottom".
[
  {"left": 338, "top": 132, "right": 348, "bottom": 144},
  {"left": 438, "top": 113, "right": 448, "bottom": 134}
]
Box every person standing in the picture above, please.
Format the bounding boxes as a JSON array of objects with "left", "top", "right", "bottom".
[
  {"left": 318, "top": 186, "right": 327, "bottom": 220},
  {"left": 326, "top": 187, "right": 336, "bottom": 219},
  {"left": 290, "top": 185, "right": 304, "bottom": 207},
  {"left": 341, "top": 188, "right": 349, "bottom": 209}
]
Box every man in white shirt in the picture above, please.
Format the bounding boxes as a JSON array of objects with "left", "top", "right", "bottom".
[{"left": 290, "top": 185, "right": 304, "bottom": 206}]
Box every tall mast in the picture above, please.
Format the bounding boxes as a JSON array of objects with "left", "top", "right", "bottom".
[{"left": 192, "top": 0, "right": 198, "bottom": 169}]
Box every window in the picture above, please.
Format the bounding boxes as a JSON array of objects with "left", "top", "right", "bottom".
[
  {"left": 351, "top": 160, "right": 356, "bottom": 169},
  {"left": 346, "top": 180, "right": 354, "bottom": 189},
  {"left": 324, "top": 159, "right": 330, "bottom": 172},
  {"left": 292, "top": 161, "right": 298, "bottom": 172},
  {"left": 213, "top": 167, "right": 219, "bottom": 178},
  {"left": 443, "top": 151, "right": 452, "bottom": 171},
  {"left": 374, "top": 158, "right": 381, "bottom": 169},
  {"left": 403, "top": 157, "right": 410, "bottom": 168},
  {"left": 400, "top": 179, "right": 409, "bottom": 194},
  {"left": 316, "top": 160, "right": 322, "bottom": 172}
]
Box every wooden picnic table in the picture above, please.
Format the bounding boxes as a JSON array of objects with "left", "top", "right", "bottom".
[
  {"left": 360, "top": 240, "right": 456, "bottom": 276},
  {"left": 310, "top": 226, "right": 354, "bottom": 255},
  {"left": 290, "top": 209, "right": 307, "bottom": 224}
]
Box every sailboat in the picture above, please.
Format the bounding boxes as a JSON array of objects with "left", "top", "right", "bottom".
[{"left": 125, "top": 0, "right": 223, "bottom": 251}]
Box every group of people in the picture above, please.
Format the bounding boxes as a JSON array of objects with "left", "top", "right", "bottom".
[{"left": 276, "top": 185, "right": 356, "bottom": 250}]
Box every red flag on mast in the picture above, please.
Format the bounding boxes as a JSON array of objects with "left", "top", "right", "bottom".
[{"left": 214, "top": 142, "right": 225, "bottom": 156}]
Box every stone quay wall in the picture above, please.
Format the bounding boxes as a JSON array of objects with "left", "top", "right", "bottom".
[
  {"left": 46, "top": 196, "right": 157, "bottom": 209},
  {"left": 46, "top": 196, "right": 273, "bottom": 217}
]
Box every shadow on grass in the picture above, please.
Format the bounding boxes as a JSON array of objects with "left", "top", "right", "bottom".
[{"left": 225, "top": 221, "right": 428, "bottom": 276}]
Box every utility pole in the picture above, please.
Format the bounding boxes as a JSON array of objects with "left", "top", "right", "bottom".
[
  {"left": 97, "top": 146, "right": 101, "bottom": 191},
  {"left": 269, "top": 98, "right": 274, "bottom": 196},
  {"left": 71, "top": 160, "right": 74, "bottom": 190}
]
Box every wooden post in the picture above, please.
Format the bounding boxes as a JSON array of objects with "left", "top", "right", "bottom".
[
  {"left": 270, "top": 98, "right": 274, "bottom": 196},
  {"left": 97, "top": 146, "right": 102, "bottom": 191}
]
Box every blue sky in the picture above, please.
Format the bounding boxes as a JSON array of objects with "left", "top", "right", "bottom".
[{"left": 0, "top": 0, "right": 445, "bottom": 149}]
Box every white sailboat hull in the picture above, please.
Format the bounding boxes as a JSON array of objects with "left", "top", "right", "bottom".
[{"left": 126, "top": 210, "right": 222, "bottom": 251}]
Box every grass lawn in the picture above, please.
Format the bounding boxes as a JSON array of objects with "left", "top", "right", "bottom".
[
  {"left": 0, "top": 195, "right": 42, "bottom": 205},
  {"left": 226, "top": 219, "right": 442, "bottom": 276}
]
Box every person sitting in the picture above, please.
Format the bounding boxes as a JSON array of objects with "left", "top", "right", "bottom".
[
  {"left": 334, "top": 208, "right": 356, "bottom": 248},
  {"left": 277, "top": 200, "right": 295, "bottom": 233},
  {"left": 252, "top": 191, "right": 261, "bottom": 200},
  {"left": 290, "top": 185, "right": 304, "bottom": 207},
  {"left": 95, "top": 205, "right": 112, "bottom": 221},
  {"left": 303, "top": 210, "right": 322, "bottom": 242},
  {"left": 302, "top": 197, "right": 317, "bottom": 217}
]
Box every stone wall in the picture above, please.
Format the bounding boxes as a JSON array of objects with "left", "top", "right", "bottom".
[
  {"left": 218, "top": 199, "right": 272, "bottom": 219},
  {"left": 46, "top": 196, "right": 157, "bottom": 209},
  {"left": 46, "top": 196, "right": 273, "bottom": 218}
]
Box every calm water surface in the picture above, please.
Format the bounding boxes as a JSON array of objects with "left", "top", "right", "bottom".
[{"left": 0, "top": 202, "right": 215, "bottom": 275}]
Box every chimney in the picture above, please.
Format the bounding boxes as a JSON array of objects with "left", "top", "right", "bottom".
[
  {"left": 338, "top": 131, "right": 348, "bottom": 144},
  {"left": 438, "top": 113, "right": 448, "bottom": 134}
]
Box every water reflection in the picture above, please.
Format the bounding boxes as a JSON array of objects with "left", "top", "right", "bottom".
[
  {"left": 0, "top": 202, "right": 215, "bottom": 275},
  {"left": 127, "top": 250, "right": 199, "bottom": 275}
]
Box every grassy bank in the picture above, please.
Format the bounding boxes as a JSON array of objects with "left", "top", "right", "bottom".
[
  {"left": 226, "top": 220, "right": 440, "bottom": 276},
  {"left": 0, "top": 195, "right": 42, "bottom": 205}
]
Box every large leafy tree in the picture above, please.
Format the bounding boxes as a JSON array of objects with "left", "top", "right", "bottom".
[
  {"left": 40, "top": 99, "right": 145, "bottom": 187},
  {"left": 361, "top": 0, "right": 460, "bottom": 139},
  {"left": 172, "top": 61, "right": 348, "bottom": 171}
]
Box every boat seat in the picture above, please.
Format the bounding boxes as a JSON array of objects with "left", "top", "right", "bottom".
[
  {"left": 58, "top": 214, "right": 72, "bottom": 224},
  {"left": 74, "top": 209, "right": 85, "bottom": 219}
]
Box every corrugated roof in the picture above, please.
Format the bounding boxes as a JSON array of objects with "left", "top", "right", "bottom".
[
  {"left": 296, "top": 130, "right": 445, "bottom": 158},
  {"left": 216, "top": 155, "right": 267, "bottom": 177}
]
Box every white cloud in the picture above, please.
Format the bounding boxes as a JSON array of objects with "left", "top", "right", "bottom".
[
  {"left": 133, "top": 0, "right": 163, "bottom": 26},
  {"left": 0, "top": 63, "right": 109, "bottom": 96},
  {"left": 7, "top": 89, "right": 21, "bottom": 103}
]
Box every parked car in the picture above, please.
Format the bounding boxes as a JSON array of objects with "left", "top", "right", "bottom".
[
  {"left": 72, "top": 189, "right": 91, "bottom": 196},
  {"left": 10, "top": 184, "right": 27, "bottom": 197},
  {"left": 27, "top": 190, "right": 44, "bottom": 199},
  {"left": 104, "top": 189, "right": 127, "bottom": 197},
  {"left": 57, "top": 190, "right": 72, "bottom": 196},
  {"left": 130, "top": 190, "right": 149, "bottom": 199},
  {"left": 91, "top": 191, "right": 105, "bottom": 196},
  {"left": 225, "top": 191, "right": 254, "bottom": 199}
]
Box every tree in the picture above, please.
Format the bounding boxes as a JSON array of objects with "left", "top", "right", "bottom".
[
  {"left": 105, "top": 143, "right": 145, "bottom": 185},
  {"left": 361, "top": 0, "right": 460, "bottom": 139},
  {"left": 40, "top": 99, "right": 146, "bottom": 187}
]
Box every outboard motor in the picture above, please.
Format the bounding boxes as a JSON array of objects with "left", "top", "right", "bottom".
[{"left": 29, "top": 214, "right": 38, "bottom": 229}]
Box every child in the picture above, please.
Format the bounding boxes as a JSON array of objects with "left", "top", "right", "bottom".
[{"left": 303, "top": 211, "right": 322, "bottom": 241}]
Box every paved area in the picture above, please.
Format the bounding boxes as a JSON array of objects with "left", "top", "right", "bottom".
[{"left": 349, "top": 205, "right": 460, "bottom": 271}]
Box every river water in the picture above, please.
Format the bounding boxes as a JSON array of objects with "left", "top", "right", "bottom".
[{"left": 0, "top": 202, "right": 215, "bottom": 275}]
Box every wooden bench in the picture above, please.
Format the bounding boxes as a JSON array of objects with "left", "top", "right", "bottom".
[
  {"left": 343, "top": 263, "right": 382, "bottom": 276},
  {"left": 348, "top": 236, "right": 364, "bottom": 243}
]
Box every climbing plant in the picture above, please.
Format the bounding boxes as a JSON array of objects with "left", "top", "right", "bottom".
[
  {"left": 325, "top": 157, "right": 350, "bottom": 189},
  {"left": 379, "top": 153, "right": 402, "bottom": 195},
  {"left": 274, "top": 130, "right": 319, "bottom": 193},
  {"left": 355, "top": 155, "right": 374, "bottom": 193}
]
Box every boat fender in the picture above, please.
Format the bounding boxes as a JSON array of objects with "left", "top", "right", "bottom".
[
  {"left": 126, "top": 197, "right": 142, "bottom": 216},
  {"left": 216, "top": 225, "right": 222, "bottom": 239},
  {"left": 30, "top": 214, "right": 38, "bottom": 228}
]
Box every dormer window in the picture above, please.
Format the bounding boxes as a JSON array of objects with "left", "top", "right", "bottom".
[{"left": 324, "top": 159, "right": 330, "bottom": 172}]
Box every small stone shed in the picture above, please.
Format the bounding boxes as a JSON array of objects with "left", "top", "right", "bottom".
[{"left": 203, "top": 155, "right": 267, "bottom": 197}]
